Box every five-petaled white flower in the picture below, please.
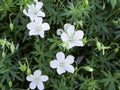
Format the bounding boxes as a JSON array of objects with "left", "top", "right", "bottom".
[
  {"left": 26, "top": 70, "right": 49, "bottom": 90},
  {"left": 27, "top": 17, "right": 50, "bottom": 38},
  {"left": 23, "top": 1, "right": 45, "bottom": 21},
  {"left": 50, "top": 52, "right": 75, "bottom": 75},
  {"left": 58, "top": 23, "right": 84, "bottom": 49}
]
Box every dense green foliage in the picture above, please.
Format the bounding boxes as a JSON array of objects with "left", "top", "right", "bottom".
[{"left": 0, "top": 0, "right": 120, "bottom": 90}]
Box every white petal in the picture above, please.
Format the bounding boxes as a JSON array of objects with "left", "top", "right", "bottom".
[
  {"left": 37, "top": 81, "right": 44, "bottom": 90},
  {"left": 30, "top": 81, "right": 37, "bottom": 89},
  {"left": 27, "top": 22, "right": 35, "bottom": 30},
  {"left": 73, "top": 40, "right": 84, "bottom": 47},
  {"left": 28, "top": 4, "right": 35, "bottom": 13},
  {"left": 36, "top": 2, "right": 43, "bottom": 10},
  {"left": 41, "top": 23, "right": 50, "bottom": 31},
  {"left": 67, "top": 25, "right": 75, "bottom": 36},
  {"left": 65, "top": 65, "right": 74, "bottom": 73},
  {"left": 73, "top": 30, "right": 84, "bottom": 40},
  {"left": 68, "top": 42, "right": 76, "bottom": 49},
  {"left": 57, "top": 67, "right": 66, "bottom": 75},
  {"left": 65, "top": 55, "right": 74, "bottom": 64},
  {"left": 56, "top": 29, "right": 63, "bottom": 36},
  {"left": 64, "top": 23, "right": 72, "bottom": 31},
  {"left": 33, "top": 70, "right": 41, "bottom": 77},
  {"left": 40, "top": 75, "right": 49, "bottom": 82},
  {"left": 29, "top": 15, "right": 37, "bottom": 21},
  {"left": 29, "top": 30, "right": 38, "bottom": 36},
  {"left": 35, "top": 17, "right": 43, "bottom": 24},
  {"left": 61, "top": 33, "right": 69, "bottom": 41},
  {"left": 38, "top": 30, "right": 45, "bottom": 38},
  {"left": 26, "top": 75, "right": 34, "bottom": 81},
  {"left": 56, "top": 52, "right": 65, "bottom": 61},
  {"left": 50, "top": 60, "right": 59, "bottom": 69},
  {"left": 38, "top": 11, "right": 45, "bottom": 17},
  {"left": 23, "top": 9, "right": 28, "bottom": 16}
]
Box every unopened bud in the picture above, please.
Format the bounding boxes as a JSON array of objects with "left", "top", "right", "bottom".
[
  {"left": 8, "top": 80, "right": 12, "bottom": 88},
  {"left": 9, "top": 23, "right": 14, "bottom": 31},
  {"left": 85, "top": 0, "right": 88, "bottom": 6},
  {"left": 83, "top": 66, "right": 93, "bottom": 72},
  {"left": 27, "top": 68, "right": 31, "bottom": 75}
]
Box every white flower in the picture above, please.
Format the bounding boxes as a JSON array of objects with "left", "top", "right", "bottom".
[
  {"left": 27, "top": 17, "right": 50, "bottom": 38},
  {"left": 50, "top": 52, "right": 75, "bottom": 75},
  {"left": 60, "top": 23, "right": 84, "bottom": 49},
  {"left": 26, "top": 70, "right": 48, "bottom": 90},
  {"left": 23, "top": 1, "right": 45, "bottom": 21}
]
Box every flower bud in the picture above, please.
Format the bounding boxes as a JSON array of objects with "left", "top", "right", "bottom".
[
  {"left": 9, "top": 23, "right": 14, "bottom": 31},
  {"left": 82, "top": 37, "right": 87, "bottom": 44},
  {"left": 19, "top": 63, "right": 27, "bottom": 72},
  {"left": 27, "top": 68, "right": 31, "bottom": 75},
  {"left": 85, "top": 0, "right": 88, "bottom": 6},
  {"left": 96, "top": 41, "right": 102, "bottom": 51},
  {"left": 83, "top": 66, "right": 93, "bottom": 72},
  {"left": 8, "top": 80, "right": 12, "bottom": 88}
]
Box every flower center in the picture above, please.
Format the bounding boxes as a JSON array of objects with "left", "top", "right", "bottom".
[
  {"left": 68, "top": 33, "right": 74, "bottom": 42},
  {"left": 33, "top": 8, "right": 38, "bottom": 15},
  {"left": 60, "top": 62, "right": 65, "bottom": 67},
  {"left": 35, "top": 25, "right": 41, "bottom": 32},
  {"left": 69, "top": 37, "right": 74, "bottom": 42},
  {"left": 34, "top": 76, "right": 40, "bottom": 83}
]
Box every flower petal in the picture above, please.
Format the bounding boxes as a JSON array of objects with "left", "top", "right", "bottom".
[
  {"left": 65, "top": 55, "right": 74, "bottom": 64},
  {"left": 26, "top": 75, "right": 34, "bottom": 81},
  {"left": 34, "top": 70, "right": 41, "bottom": 77},
  {"left": 65, "top": 65, "right": 74, "bottom": 73},
  {"left": 37, "top": 81, "right": 44, "bottom": 90},
  {"left": 41, "top": 23, "right": 50, "bottom": 31},
  {"left": 50, "top": 60, "right": 59, "bottom": 69},
  {"left": 23, "top": 9, "right": 28, "bottom": 16},
  {"left": 73, "top": 40, "right": 84, "bottom": 47},
  {"left": 29, "top": 30, "right": 38, "bottom": 36},
  {"left": 27, "top": 22, "right": 35, "bottom": 30},
  {"left": 56, "top": 52, "right": 65, "bottom": 61},
  {"left": 67, "top": 25, "right": 75, "bottom": 36},
  {"left": 37, "top": 11, "right": 45, "bottom": 17},
  {"left": 40, "top": 75, "right": 49, "bottom": 82},
  {"left": 35, "top": 17, "right": 43, "bottom": 24},
  {"left": 64, "top": 23, "right": 72, "bottom": 31},
  {"left": 38, "top": 30, "right": 45, "bottom": 38},
  {"left": 36, "top": 2, "right": 43, "bottom": 10},
  {"left": 61, "top": 32, "right": 69, "bottom": 41},
  {"left": 57, "top": 67, "right": 66, "bottom": 75},
  {"left": 73, "top": 30, "right": 84, "bottom": 40},
  {"left": 30, "top": 81, "right": 37, "bottom": 89},
  {"left": 29, "top": 15, "right": 37, "bottom": 21},
  {"left": 68, "top": 42, "right": 76, "bottom": 49}
]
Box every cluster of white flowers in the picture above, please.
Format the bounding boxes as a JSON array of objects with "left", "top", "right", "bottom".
[
  {"left": 23, "top": 0, "right": 50, "bottom": 38},
  {"left": 57, "top": 23, "right": 84, "bottom": 49},
  {"left": 23, "top": 1, "right": 86, "bottom": 90}
]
